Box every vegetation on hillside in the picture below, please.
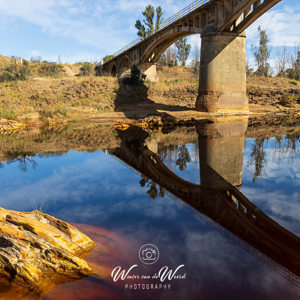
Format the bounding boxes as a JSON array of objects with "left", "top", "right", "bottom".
[
  {"left": 157, "top": 40, "right": 192, "bottom": 68},
  {"left": 37, "top": 62, "right": 65, "bottom": 78},
  {"left": 79, "top": 62, "right": 95, "bottom": 76},
  {"left": 249, "top": 26, "right": 299, "bottom": 81},
  {"left": 0, "top": 58, "right": 31, "bottom": 82},
  {"left": 0, "top": 56, "right": 99, "bottom": 83}
]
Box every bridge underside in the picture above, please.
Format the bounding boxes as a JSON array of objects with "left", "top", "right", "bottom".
[{"left": 98, "top": 0, "right": 281, "bottom": 112}]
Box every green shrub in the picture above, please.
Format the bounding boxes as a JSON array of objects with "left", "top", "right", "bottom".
[
  {"left": 38, "top": 62, "right": 65, "bottom": 77},
  {"left": 79, "top": 62, "right": 94, "bottom": 76},
  {"left": 0, "top": 60, "right": 31, "bottom": 82}
]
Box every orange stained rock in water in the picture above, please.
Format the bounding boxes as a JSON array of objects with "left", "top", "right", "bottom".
[{"left": 0, "top": 207, "right": 96, "bottom": 299}]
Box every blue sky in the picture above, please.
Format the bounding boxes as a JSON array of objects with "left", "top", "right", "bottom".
[{"left": 0, "top": 0, "right": 299, "bottom": 71}]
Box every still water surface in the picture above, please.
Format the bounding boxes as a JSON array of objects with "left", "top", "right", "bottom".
[{"left": 0, "top": 119, "right": 299, "bottom": 300}]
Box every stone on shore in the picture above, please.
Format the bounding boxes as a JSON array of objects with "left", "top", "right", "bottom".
[{"left": 0, "top": 207, "right": 96, "bottom": 297}]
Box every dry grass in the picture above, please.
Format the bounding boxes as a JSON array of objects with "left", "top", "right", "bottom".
[
  {"left": 247, "top": 76, "right": 299, "bottom": 90},
  {"left": 157, "top": 66, "right": 198, "bottom": 80},
  {"left": 149, "top": 66, "right": 198, "bottom": 96},
  {"left": 0, "top": 55, "right": 13, "bottom": 69},
  {"left": 0, "top": 77, "right": 119, "bottom": 121},
  {"left": 0, "top": 60, "right": 298, "bottom": 122}
]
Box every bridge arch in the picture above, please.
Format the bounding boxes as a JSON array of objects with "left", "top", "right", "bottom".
[
  {"left": 142, "top": 31, "right": 199, "bottom": 64},
  {"left": 109, "top": 62, "right": 117, "bottom": 77},
  {"left": 118, "top": 55, "right": 131, "bottom": 73}
]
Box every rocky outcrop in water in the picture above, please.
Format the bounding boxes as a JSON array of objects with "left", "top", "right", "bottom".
[{"left": 0, "top": 207, "right": 95, "bottom": 298}]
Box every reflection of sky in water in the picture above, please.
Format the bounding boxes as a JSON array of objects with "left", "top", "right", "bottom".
[
  {"left": 0, "top": 136, "right": 299, "bottom": 300},
  {"left": 241, "top": 138, "right": 300, "bottom": 236}
]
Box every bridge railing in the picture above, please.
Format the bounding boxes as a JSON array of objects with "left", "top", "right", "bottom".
[{"left": 106, "top": 0, "right": 210, "bottom": 63}]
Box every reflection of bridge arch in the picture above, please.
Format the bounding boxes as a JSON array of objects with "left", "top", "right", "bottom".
[{"left": 111, "top": 125, "right": 300, "bottom": 286}]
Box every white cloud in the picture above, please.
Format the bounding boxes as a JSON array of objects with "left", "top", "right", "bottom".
[
  {"left": 0, "top": 0, "right": 298, "bottom": 63},
  {"left": 31, "top": 52, "right": 102, "bottom": 64},
  {"left": 246, "top": 5, "right": 300, "bottom": 47}
]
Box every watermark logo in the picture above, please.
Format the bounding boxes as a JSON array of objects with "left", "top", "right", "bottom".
[
  {"left": 139, "top": 244, "right": 159, "bottom": 265},
  {"left": 110, "top": 243, "right": 187, "bottom": 291}
]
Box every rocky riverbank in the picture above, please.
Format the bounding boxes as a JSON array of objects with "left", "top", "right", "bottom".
[{"left": 0, "top": 207, "right": 95, "bottom": 298}]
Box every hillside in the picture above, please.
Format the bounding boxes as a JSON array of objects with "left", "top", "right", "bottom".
[{"left": 0, "top": 55, "right": 89, "bottom": 78}]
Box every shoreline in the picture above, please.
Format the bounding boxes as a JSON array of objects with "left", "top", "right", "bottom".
[
  {"left": 1, "top": 106, "right": 299, "bottom": 133},
  {"left": 0, "top": 69, "right": 299, "bottom": 132}
]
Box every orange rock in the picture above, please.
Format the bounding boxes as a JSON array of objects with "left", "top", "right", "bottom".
[{"left": 0, "top": 207, "right": 95, "bottom": 298}]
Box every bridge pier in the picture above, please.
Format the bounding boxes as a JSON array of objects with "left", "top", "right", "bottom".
[
  {"left": 196, "top": 26, "right": 248, "bottom": 113},
  {"left": 138, "top": 63, "right": 159, "bottom": 82}
]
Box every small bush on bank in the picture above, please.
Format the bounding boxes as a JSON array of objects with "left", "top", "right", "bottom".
[
  {"left": 79, "top": 62, "right": 95, "bottom": 76},
  {"left": 0, "top": 60, "right": 31, "bottom": 82},
  {"left": 122, "top": 65, "right": 146, "bottom": 86},
  {"left": 38, "top": 62, "right": 65, "bottom": 77}
]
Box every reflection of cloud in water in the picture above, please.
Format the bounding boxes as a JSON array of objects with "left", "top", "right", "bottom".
[
  {"left": 242, "top": 147, "right": 300, "bottom": 235},
  {"left": 0, "top": 152, "right": 142, "bottom": 211},
  {"left": 45, "top": 220, "right": 300, "bottom": 300},
  {"left": 0, "top": 137, "right": 299, "bottom": 299}
]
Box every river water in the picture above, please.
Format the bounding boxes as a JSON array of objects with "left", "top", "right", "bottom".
[{"left": 0, "top": 117, "right": 299, "bottom": 300}]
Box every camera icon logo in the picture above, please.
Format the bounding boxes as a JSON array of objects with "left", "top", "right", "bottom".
[{"left": 139, "top": 244, "right": 159, "bottom": 265}]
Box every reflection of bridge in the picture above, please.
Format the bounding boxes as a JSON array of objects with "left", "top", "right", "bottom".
[
  {"left": 110, "top": 118, "right": 300, "bottom": 286},
  {"left": 98, "top": 0, "right": 281, "bottom": 112}
]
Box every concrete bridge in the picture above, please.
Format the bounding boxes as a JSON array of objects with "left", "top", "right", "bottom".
[
  {"left": 98, "top": 0, "right": 281, "bottom": 112},
  {"left": 110, "top": 119, "right": 300, "bottom": 286}
]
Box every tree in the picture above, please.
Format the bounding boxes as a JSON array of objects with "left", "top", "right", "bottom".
[
  {"left": 135, "top": 20, "right": 146, "bottom": 39},
  {"left": 193, "top": 43, "right": 200, "bottom": 73},
  {"left": 155, "top": 6, "right": 163, "bottom": 32},
  {"left": 175, "top": 38, "right": 191, "bottom": 66},
  {"left": 246, "top": 59, "right": 254, "bottom": 77},
  {"left": 251, "top": 26, "right": 271, "bottom": 76},
  {"left": 167, "top": 47, "right": 172, "bottom": 66},
  {"left": 31, "top": 56, "right": 42, "bottom": 63},
  {"left": 287, "top": 47, "right": 300, "bottom": 80},
  {"left": 158, "top": 51, "right": 167, "bottom": 66},
  {"left": 103, "top": 55, "right": 115, "bottom": 64},
  {"left": 171, "top": 47, "right": 178, "bottom": 67},
  {"left": 135, "top": 5, "right": 163, "bottom": 39},
  {"left": 276, "top": 46, "right": 288, "bottom": 77}
]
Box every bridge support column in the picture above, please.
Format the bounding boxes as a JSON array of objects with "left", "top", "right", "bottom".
[
  {"left": 138, "top": 63, "right": 159, "bottom": 82},
  {"left": 196, "top": 26, "right": 248, "bottom": 113}
]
